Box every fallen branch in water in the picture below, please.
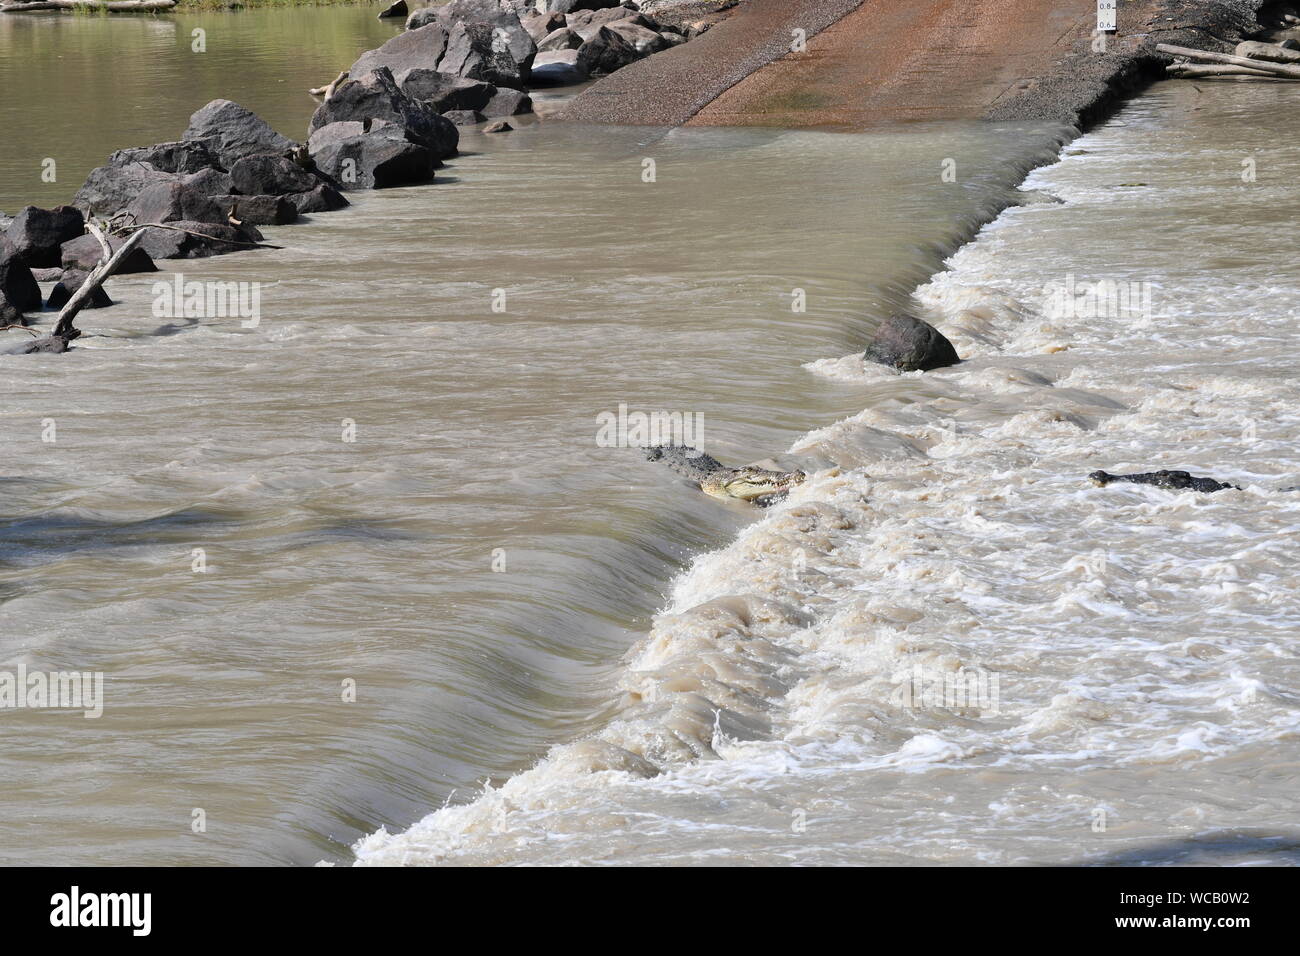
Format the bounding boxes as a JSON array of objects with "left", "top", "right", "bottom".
[
  {"left": 0, "top": 0, "right": 176, "bottom": 10},
  {"left": 309, "top": 71, "right": 349, "bottom": 99},
  {"left": 10, "top": 223, "right": 148, "bottom": 353},
  {"left": 1167, "top": 63, "right": 1280, "bottom": 79},
  {"left": 1157, "top": 42, "right": 1300, "bottom": 79},
  {"left": 116, "top": 221, "right": 284, "bottom": 250},
  {"left": 52, "top": 224, "right": 146, "bottom": 338}
]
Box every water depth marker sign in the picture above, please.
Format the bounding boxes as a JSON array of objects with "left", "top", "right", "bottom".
[{"left": 1098, "top": 0, "right": 1117, "bottom": 32}]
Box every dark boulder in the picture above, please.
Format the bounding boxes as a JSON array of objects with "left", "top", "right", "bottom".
[
  {"left": 378, "top": 0, "right": 408, "bottom": 18},
  {"left": 439, "top": 17, "right": 535, "bottom": 88},
  {"left": 863, "top": 314, "right": 960, "bottom": 372},
  {"left": 606, "top": 20, "right": 667, "bottom": 54},
  {"left": 308, "top": 120, "right": 375, "bottom": 151},
  {"left": 178, "top": 167, "right": 236, "bottom": 199},
  {"left": 124, "top": 180, "right": 226, "bottom": 226},
  {"left": 60, "top": 233, "right": 157, "bottom": 274},
  {"left": 288, "top": 183, "right": 351, "bottom": 214},
  {"left": 74, "top": 163, "right": 178, "bottom": 217},
  {"left": 46, "top": 269, "right": 113, "bottom": 310},
  {"left": 569, "top": 4, "right": 643, "bottom": 28},
  {"left": 483, "top": 86, "right": 533, "bottom": 117},
  {"left": 578, "top": 25, "right": 640, "bottom": 75},
  {"left": 0, "top": 242, "right": 43, "bottom": 313},
  {"left": 216, "top": 194, "right": 299, "bottom": 226},
  {"left": 437, "top": 0, "right": 537, "bottom": 65},
  {"left": 136, "top": 220, "right": 263, "bottom": 260},
  {"left": 105, "top": 139, "right": 223, "bottom": 175},
  {"left": 310, "top": 67, "right": 459, "bottom": 161},
  {"left": 229, "top": 154, "right": 321, "bottom": 196},
  {"left": 400, "top": 70, "right": 495, "bottom": 112},
  {"left": 351, "top": 23, "right": 450, "bottom": 84},
  {"left": 3, "top": 205, "right": 85, "bottom": 268},
  {"left": 182, "top": 99, "right": 298, "bottom": 170},
  {"left": 538, "top": 27, "right": 584, "bottom": 52},
  {"left": 10, "top": 329, "right": 80, "bottom": 354},
  {"left": 309, "top": 126, "right": 436, "bottom": 190}
]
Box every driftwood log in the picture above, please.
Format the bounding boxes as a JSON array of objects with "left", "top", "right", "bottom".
[
  {"left": 0, "top": 0, "right": 175, "bottom": 10},
  {"left": 1167, "top": 63, "right": 1281, "bottom": 79},
  {"left": 309, "top": 71, "right": 349, "bottom": 99},
  {"left": 1158, "top": 42, "right": 1300, "bottom": 79},
  {"left": 12, "top": 224, "right": 147, "bottom": 353}
]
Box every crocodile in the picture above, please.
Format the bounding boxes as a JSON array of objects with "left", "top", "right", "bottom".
[
  {"left": 644, "top": 445, "right": 806, "bottom": 506},
  {"left": 1089, "top": 470, "right": 1241, "bottom": 493}
]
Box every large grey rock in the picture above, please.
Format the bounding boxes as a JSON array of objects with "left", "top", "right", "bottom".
[
  {"left": 606, "top": 20, "right": 666, "bottom": 54},
  {"left": 400, "top": 70, "right": 496, "bottom": 112},
  {"left": 482, "top": 86, "right": 533, "bottom": 117},
  {"left": 578, "top": 24, "right": 639, "bottom": 75},
  {"left": 229, "top": 154, "right": 321, "bottom": 196},
  {"left": 214, "top": 194, "right": 299, "bottom": 226},
  {"left": 3, "top": 205, "right": 85, "bottom": 268},
  {"left": 863, "top": 314, "right": 960, "bottom": 372},
  {"left": 106, "top": 139, "right": 223, "bottom": 175},
  {"left": 310, "top": 67, "right": 459, "bottom": 161},
  {"left": 568, "top": 4, "right": 643, "bottom": 28},
  {"left": 136, "top": 220, "right": 264, "bottom": 260},
  {"left": 60, "top": 233, "right": 157, "bottom": 274},
  {"left": 287, "top": 183, "right": 350, "bottom": 214},
  {"left": 74, "top": 163, "right": 178, "bottom": 217},
  {"left": 0, "top": 241, "right": 43, "bottom": 313},
  {"left": 350, "top": 23, "right": 450, "bottom": 84},
  {"left": 402, "top": 2, "right": 536, "bottom": 88},
  {"left": 179, "top": 167, "right": 236, "bottom": 198},
  {"left": 124, "top": 180, "right": 226, "bottom": 227},
  {"left": 538, "top": 27, "right": 583, "bottom": 51},
  {"left": 182, "top": 99, "right": 298, "bottom": 169},
  {"left": 437, "top": 0, "right": 537, "bottom": 65},
  {"left": 439, "top": 19, "right": 533, "bottom": 88},
  {"left": 309, "top": 126, "right": 436, "bottom": 190}
]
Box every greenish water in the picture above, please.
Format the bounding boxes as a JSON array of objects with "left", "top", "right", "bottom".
[{"left": 0, "top": 7, "right": 399, "bottom": 213}]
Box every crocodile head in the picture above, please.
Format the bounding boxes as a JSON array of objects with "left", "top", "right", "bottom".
[{"left": 701, "top": 466, "right": 807, "bottom": 502}]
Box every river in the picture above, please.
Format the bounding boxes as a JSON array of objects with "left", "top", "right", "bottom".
[{"left": 2, "top": 10, "right": 1295, "bottom": 868}]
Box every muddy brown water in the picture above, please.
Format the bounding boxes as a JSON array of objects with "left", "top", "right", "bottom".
[{"left": 0, "top": 8, "right": 1071, "bottom": 865}]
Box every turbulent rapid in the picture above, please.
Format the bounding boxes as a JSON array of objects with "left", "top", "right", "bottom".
[{"left": 352, "top": 81, "right": 1300, "bottom": 866}]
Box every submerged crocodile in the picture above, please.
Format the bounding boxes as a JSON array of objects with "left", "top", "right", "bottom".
[
  {"left": 644, "top": 445, "right": 806, "bottom": 506},
  {"left": 1089, "top": 470, "right": 1241, "bottom": 493}
]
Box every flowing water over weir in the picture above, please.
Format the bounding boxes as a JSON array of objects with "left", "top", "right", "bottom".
[
  {"left": 350, "top": 82, "right": 1300, "bottom": 867},
  {"left": 0, "top": 21, "right": 1062, "bottom": 862}
]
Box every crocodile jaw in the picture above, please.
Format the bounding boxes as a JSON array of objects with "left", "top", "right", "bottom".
[{"left": 705, "top": 469, "right": 807, "bottom": 502}]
